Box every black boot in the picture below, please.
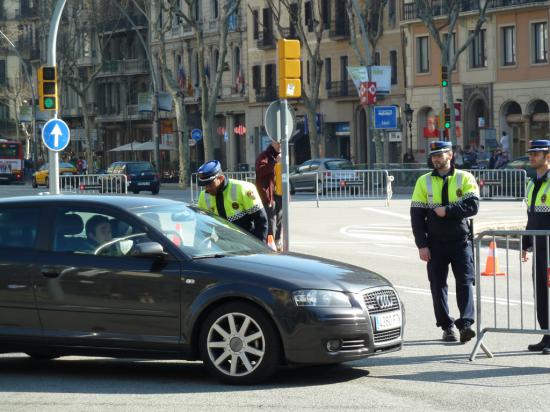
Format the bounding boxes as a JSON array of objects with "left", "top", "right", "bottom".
[{"left": 528, "top": 335, "right": 550, "bottom": 352}]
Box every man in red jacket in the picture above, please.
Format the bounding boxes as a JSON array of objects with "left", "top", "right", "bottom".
[{"left": 255, "top": 140, "right": 281, "bottom": 242}]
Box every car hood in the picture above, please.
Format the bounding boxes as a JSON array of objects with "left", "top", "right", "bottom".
[{"left": 197, "top": 252, "right": 392, "bottom": 293}]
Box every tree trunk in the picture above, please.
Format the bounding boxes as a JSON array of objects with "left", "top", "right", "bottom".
[
  {"left": 82, "top": 102, "right": 95, "bottom": 173},
  {"left": 173, "top": 96, "right": 190, "bottom": 187}
]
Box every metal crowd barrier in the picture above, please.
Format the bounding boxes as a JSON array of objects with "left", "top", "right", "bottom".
[
  {"left": 470, "top": 230, "right": 550, "bottom": 360},
  {"left": 315, "top": 169, "right": 392, "bottom": 207},
  {"left": 59, "top": 174, "right": 128, "bottom": 194},
  {"left": 190, "top": 171, "right": 256, "bottom": 203},
  {"left": 468, "top": 169, "right": 527, "bottom": 200}
]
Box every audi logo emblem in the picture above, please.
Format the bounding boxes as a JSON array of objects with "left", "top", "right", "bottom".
[{"left": 376, "top": 294, "right": 393, "bottom": 309}]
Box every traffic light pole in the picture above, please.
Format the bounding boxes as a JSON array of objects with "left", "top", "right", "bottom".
[
  {"left": 281, "top": 98, "right": 290, "bottom": 252},
  {"left": 47, "top": 0, "right": 67, "bottom": 195}
]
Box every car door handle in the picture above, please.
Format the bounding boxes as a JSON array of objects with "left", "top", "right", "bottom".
[{"left": 41, "top": 266, "right": 62, "bottom": 278}]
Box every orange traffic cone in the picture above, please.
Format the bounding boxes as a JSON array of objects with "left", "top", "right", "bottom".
[
  {"left": 267, "top": 234, "right": 277, "bottom": 251},
  {"left": 481, "top": 241, "right": 507, "bottom": 276}
]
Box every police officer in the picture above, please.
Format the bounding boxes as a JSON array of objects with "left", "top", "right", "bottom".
[
  {"left": 410, "top": 141, "right": 479, "bottom": 343},
  {"left": 521, "top": 140, "right": 550, "bottom": 354},
  {"left": 197, "top": 160, "right": 268, "bottom": 241}
]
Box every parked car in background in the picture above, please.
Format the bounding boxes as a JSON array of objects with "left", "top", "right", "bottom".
[
  {"left": 32, "top": 162, "right": 77, "bottom": 188},
  {"left": 503, "top": 156, "right": 536, "bottom": 179},
  {"left": 0, "top": 195, "right": 404, "bottom": 384},
  {"left": 289, "top": 158, "right": 361, "bottom": 194},
  {"left": 106, "top": 161, "right": 160, "bottom": 194}
]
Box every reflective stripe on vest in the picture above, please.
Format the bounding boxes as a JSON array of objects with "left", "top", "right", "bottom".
[
  {"left": 425, "top": 172, "right": 462, "bottom": 204},
  {"left": 203, "top": 180, "right": 239, "bottom": 211},
  {"left": 204, "top": 193, "right": 212, "bottom": 209},
  {"left": 527, "top": 173, "right": 550, "bottom": 205}
]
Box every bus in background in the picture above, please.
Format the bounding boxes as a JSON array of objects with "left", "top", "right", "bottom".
[{"left": 0, "top": 139, "right": 24, "bottom": 183}]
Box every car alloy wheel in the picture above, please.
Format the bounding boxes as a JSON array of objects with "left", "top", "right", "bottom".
[
  {"left": 200, "top": 302, "right": 280, "bottom": 384},
  {"left": 31, "top": 178, "right": 38, "bottom": 188}
]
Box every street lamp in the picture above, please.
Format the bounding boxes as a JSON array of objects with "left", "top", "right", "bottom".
[{"left": 404, "top": 104, "right": 414, "bottom": 154}]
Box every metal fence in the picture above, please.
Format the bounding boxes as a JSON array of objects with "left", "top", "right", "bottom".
[
  {"left": 468, "top": 169, "right": 527, "bottom": 200},
  {"left": 59, "top": 174, "right": 128, "bottom": 194},
  {"left": 190, "top": 171, "right": 256, "bottom": 203},
  {"left": 470, "top": 230, "right": 550, "bottom": 360},
  {"left": 315, "top": 169, "right": 392, "bottom": 206}
]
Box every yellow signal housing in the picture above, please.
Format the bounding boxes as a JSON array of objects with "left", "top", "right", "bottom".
[
  {"left": 278, "top": 39, "right": 301, "bottom": 99},
  {"left": 38, "top": 66, "right": 58, "bottom": 111}
]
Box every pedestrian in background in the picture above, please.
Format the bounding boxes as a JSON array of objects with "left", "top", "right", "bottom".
[
  {"left": 196, "top": 160, "right": 268, "bottom": 241},
  {"left": 521, "top": 140, "right": 550, "bottom": 354},
  {"left": 255, "top": 140, "right": 281, "bottom": 244},
  {"left": 410, "top": 141, "right": 479, "bottom": 343},
  {"left": 500, "top": 131, "right": 510, "bottom": 153}
]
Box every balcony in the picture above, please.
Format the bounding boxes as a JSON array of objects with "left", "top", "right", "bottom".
[
  {"left": 327, "top": 80, "right": 356, "bottom": 98},
  {"left": 96, "top": 59, "right": 149, "bottom": 77},
  {"left": 15, "top": 7, "right": 35, "bottom": 19},
  {"left": 329, "top": 19, "right": 350, "bottom": 40},
  {"left": 97, "top": 14, "right": 147, "bottom": 33},
  {"left": 228, "top": 13, "right": 246, "bottom": 32},
  {"left": 96, "top": 104, "right": 153, "bottom": 123},
  {"left": 280, "top": 27, "right": 299, "bottom": 40},
  {"left": 255, "top": 86, "right": 277, "bottom": 103},
  {"left": 402, "top": 0, "right": 550, "bottom": 21},
  {"left": 257, "top": 31, "right": 276, "bottom": 49}
]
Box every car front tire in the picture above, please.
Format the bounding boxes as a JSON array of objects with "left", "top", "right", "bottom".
[
  {"left": 31, "top": 177, "right": 38, "bottom": 188},
  {"left": 199, "top": 302, "right": 281, "bottom": 385}
]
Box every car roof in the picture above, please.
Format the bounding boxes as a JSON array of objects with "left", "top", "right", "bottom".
[{"left": 0, "top": 195, "right": 181, "bottom": 211}]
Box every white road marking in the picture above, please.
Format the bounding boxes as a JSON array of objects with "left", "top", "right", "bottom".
[
  {"left": 359, "top": 251, "right": 408, "bottom": 259},
  {"left": 362, "top": 207, "right": 411, "bottom": 221},
  {"left": 340, "top": 225, "right": 411, "bottom": 242}
]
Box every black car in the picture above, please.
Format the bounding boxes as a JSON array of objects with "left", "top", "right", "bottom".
[
  {"left": 106, "top": 161, "right": 160, "bottom": 194},
  {"left": 0, "top": 196, "right": 403, "bottom": 384}
]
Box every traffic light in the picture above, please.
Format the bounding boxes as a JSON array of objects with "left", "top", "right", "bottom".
[
  {"left": 444, "top": 105, "right": 451, "bottom": 129},
  {"left": 38, "top": 66, "right": 57, "bottom": 111},
  {"left": 278, "top": 39, "right": 301, "bottom": 99},
  {"left": 440, "top": 65, "right": 448, "bottom": 87}
]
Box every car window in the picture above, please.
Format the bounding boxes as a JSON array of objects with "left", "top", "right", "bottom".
[
  {"left": 52, "top": 207, "right": 154, "bottom": 257},
  {"left": 0, "top": 208, "right": 39, "bottom": 249},
  {"left": 325, "top": 160, "right": 353, "bottom": 170},
  {"left": 127, "top": 163, "right": 155, "bottom": 173},
  {"left": 60, "top": 163, "right": 75, "bottom": 169},
  {"left": 130, "top": 204, "right": 269, "bottom": 258}
]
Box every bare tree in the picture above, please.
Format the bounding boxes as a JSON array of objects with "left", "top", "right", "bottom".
[
  {"left": 168, "top": 0, "right": 241, "bottom": 161},
  {"left": 414, "top": 0, "right": 490, "bottom": 145},
  {"left": 265, "top": 0, "right": 325, "bottom": 159},
  {"left": 347, "top": 0, "right": 388, "bottom": 164}
]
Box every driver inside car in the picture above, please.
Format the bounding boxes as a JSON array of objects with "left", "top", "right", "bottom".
[{"left": 84, "top": 215, "right": 122, "bottom": 256}]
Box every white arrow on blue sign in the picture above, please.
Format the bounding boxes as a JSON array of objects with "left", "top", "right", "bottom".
[
  {"left": 42, "top": 118, "right": 71, "bottom": 152},
  {"left": 191, "top": 129, "right": 202, "bottom": 141}
]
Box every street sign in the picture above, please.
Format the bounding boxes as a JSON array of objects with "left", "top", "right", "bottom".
[
  {"left": 373, "top": 106, "right": 398, "bottom": 130},
  {"left": 191, "top": 129, "right": 202, "bottom": 141},
  {"left": 42, "top": 118, "right": 70, "bottom": 151},
  {"left": 264, "top": 100, "right": 295, "bottom": 142}
]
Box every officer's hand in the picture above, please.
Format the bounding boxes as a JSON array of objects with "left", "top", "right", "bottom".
[
  {"left": 434, "top": 207, "right": 446, "bottom": 217},
  {"left": 419, "top": 247, "right": 431, "bottom": 262},
  {"left": 521, "top": 250, "right": 529, "bottom": 262}
]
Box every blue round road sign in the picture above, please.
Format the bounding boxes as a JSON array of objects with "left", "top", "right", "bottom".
[
  {"left": 191, "top": 129, "right": 202, "bottom": 141},
  {"left": 42, "top": 118, "right": 70, "bottom": 152}
]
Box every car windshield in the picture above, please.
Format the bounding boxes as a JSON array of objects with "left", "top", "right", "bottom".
[
  {"left": 325, "top": 160, "right": 353, "bottom": 170},
  {"left": 60, "top": 163, "right": 74, "bottom": 169},
  {"left": 130, "top": 203, "right": 269, "bottom": 258},
  {"left": 127, "top": 163, "right": 154, "bottom": 173}
]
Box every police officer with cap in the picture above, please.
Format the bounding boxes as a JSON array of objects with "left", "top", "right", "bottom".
[
  {"left": 410, "top": 141, "right": 480, "bottom": 343},
  {"left": 197, "top": 160, "right": 268, "bottom": 241},
  {"left": 522, "top": 139, "right": 550, "bottom": 354}
]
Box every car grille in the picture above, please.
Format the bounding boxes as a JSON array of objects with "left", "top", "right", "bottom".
[
  {"left": 373, "top": 328, "right": 401, "bottom": 344},
  {"left": 340, "top": 338, "right": 367, "bottom": 351},
  {"left": 363, "top": 288, "right": 400, "bottom": 314}
]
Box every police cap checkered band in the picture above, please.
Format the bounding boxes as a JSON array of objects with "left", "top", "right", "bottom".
[
  {"left": 527, "top": 140, "right": 550, "bottom": 153},
  {"left": 197, "top": 160, "right": 222, "bottom": 186},
  {"left": 429, "top": 141, "right": 452, "bottom": 155}
]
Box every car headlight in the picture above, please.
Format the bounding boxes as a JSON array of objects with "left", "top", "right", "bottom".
[{"left": 292, "top": 290, "right": 352, "bottom": 308}]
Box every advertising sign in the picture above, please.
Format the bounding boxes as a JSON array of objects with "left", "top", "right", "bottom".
[{"left": 373, "top": 106, "right": 398, "bottom": 130}]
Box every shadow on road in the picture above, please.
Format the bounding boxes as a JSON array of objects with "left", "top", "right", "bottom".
[{"left": 0, "top": 356, "right": 368, "bottom": 393}]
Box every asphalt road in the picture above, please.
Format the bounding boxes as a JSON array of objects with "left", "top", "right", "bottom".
[{"left": 1, "top": 183, "right": 548, "bottom": 411}]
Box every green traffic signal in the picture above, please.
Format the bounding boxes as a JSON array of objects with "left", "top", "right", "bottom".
[
  {"left": 444, "top": 121, "right": 451, "bottom": 129},
  {"left": 44, "top": 97, "right": 56, "bottom": 109},
  {"left": 441, "top": 80, "right": 448, "bottom": 87}
]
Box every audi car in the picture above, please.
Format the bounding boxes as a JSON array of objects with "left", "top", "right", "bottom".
[{"left": 0, "top": 195, "right": 404, "bottom": 384}]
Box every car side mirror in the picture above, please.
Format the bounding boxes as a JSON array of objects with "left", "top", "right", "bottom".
[
  {"left": 131, "top": 241, "right": 165, "bottom": 258},
  {"left": 298, "top": 165, "right": 309, "bottom": 173}
]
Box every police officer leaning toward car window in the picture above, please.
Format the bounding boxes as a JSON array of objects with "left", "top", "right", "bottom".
[
  {"left": 197, "top": 160, "right": 268, "bottom": 242},
  {"left": 410, "top": 141, "right": 479, "bottom": 343},
  {"left": 521, "top": 140, "right": 550, "bottom": 355}
]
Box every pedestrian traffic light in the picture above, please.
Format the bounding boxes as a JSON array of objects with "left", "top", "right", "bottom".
[
  {"left": 278, "top": 39, "right": 301, "bottom": 99},
  {"left": 38, "top": 66, "right": 57, "bottom": 111},
  {"left": 444, "top": 105, "right": 451, "bottom": 129},
  {"left": 440, "top": 65, "right": 448, "bottom": 87}
]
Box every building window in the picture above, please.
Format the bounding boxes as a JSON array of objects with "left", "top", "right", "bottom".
[
  {"left": 470, "top": 29, "right": 487, "bottom": 68},
  {"left": 388, "top": 0, "right": 396, "bottom": 28},
  {"left": 211, "top": 0, "right": 219, "bottom": 19},
  {"left": 374, "top": 51, "right": 381, "bottom": 66},
  {"left": 416, "top": 36, "right": 429, "bottom": 73},
  {"left": 501, "top": 26, "right": 516, "bottom": 66},
  {"left": 252, "top": 65, "right": 261, "bottom": 91},
  {"left": 533, "top": 22, "right": 548, "bottom": 64},
  {"left": 306, "top": 60, "right": 310, "bottom": 85},
  {"left": 305, "top": 1, "right": 313, "bottom": 32},
  {"left": 325, "top": 57, "right": 332, "bottom": 89},
  {"left": 389, "top": 50, "right": 397, "bottom": 85},
  {"left": 252, "top": 10, "right": 259, "bottom": 40},
  {"left": 321, "top": 0, "right": 330, "bottom": 30},
  {"left": 443, "top": 33, "right": 456, "bottom": 63},
  {"left": 0, "top": 60, "right": 6, "bottom": 86}
]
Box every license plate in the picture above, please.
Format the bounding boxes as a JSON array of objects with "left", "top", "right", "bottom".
[
  {"left": 373, "top": 311, "right": 401, "bottom": 332},
  {"left": 138, "top": 182, "right": 149, "bottom": 186}
]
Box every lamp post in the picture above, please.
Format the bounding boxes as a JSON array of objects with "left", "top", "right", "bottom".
[{"left": 404, "top": 104, "right": 414, "bottom": 154}]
